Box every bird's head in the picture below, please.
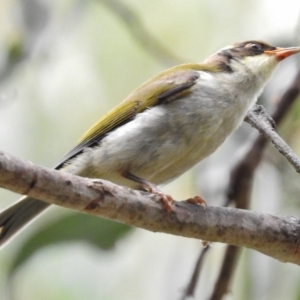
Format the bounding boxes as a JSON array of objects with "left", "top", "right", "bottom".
[{"left": 205, "top": 41, "right": 300, "bottom": 84}]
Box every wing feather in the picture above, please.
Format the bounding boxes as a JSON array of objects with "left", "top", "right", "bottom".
[{"left": 55, "top": 65, "right": 203, "bottom": 169}]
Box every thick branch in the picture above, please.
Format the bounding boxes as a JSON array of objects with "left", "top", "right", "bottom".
[{"left": 0, "top": 151, "right": 300, "bottom": 264}]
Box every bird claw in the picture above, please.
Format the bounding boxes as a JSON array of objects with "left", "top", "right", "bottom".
[
  {"left": 185, "top": 195, "right": 207, "bottom": 208},
  {"left": 202, "top": 240, "right": 210, "bottom": 247},
  {"left": 146, "top": 185, "right": 174, "bottom": 213},
  {"left": 158, "top": 193, "right": 174, "bottom": 213},
  {"left": 121, "top": 170, "right": 174, "bottom": 212}
]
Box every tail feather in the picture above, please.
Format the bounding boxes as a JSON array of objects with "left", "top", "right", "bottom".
[{"left": 0, "top": 197, "right": 50, "bottom": 246}]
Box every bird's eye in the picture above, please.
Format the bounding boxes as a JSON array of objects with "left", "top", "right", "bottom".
[{"left": 246, "top": 43, "right": 262, "bottom": 51}]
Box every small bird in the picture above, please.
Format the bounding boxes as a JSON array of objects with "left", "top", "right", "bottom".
[{"left": 0, "top": 41, "right": 299, "bottom": 246}]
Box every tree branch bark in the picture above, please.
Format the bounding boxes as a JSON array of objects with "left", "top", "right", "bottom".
[
  {"left": 245, "top": 104, "right": 300, "bottom": 174},
  {"left": 1, "top": 150, "right": 300, "bottom": 264}
]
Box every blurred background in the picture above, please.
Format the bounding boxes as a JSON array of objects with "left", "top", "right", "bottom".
[{"left": 0, "top": 0, "right": 300, "bottom": 299}]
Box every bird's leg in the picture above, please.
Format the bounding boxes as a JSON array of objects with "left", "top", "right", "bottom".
[{"left": 121, "top": 171, "right": 174, "bottom": 212}]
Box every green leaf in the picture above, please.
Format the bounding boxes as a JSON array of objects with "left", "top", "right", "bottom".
[{"left": 9, "top": 213, "right": 132, "bottom": 274}]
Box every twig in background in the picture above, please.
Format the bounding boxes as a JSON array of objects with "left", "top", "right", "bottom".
[
  {"left": 180, "top": 245, "right": 210, "bottom": 300},
  {"left": 101, "top": 0, "right": 183, "bottom": 66}
]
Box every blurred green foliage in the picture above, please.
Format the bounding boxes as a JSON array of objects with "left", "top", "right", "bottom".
[{"left": 8, "top": 214, "right": 132, "bottom": 274}]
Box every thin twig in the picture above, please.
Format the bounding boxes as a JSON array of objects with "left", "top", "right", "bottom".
[
  {"left": 245, "top": 105, "right": 300, "bottom": 174},
  {"left": 180, "top": 245, "right": 210, "bottom": 300},
  {"left": 209, "top": 245, "right": 240, "bottom": 300}
]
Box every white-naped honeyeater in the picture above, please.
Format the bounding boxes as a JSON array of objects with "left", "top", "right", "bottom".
[{"left": 0, "top": 40, "right": 299, "bottom": 246}]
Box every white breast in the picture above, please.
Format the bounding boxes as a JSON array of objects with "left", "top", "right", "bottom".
[{"left": 66, "top": 69, "right": 269, "bottom": 188}]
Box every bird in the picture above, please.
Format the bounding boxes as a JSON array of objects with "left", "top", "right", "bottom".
[{"left": 0, "top": 40, "right": 299, "bottom": 246}]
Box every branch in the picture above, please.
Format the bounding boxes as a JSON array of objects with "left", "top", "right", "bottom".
[
  {"left": 1, "top": 151, "right": 300, "bottom": 264},
  {"left": 245, "top": 104, "right": 300, "bottom": 174},
  {"left": 209, "top": 245, "right": 240, "bottom": 300},
  {"left": 180, "top": 245, "right": 210, "bottom": 300}
]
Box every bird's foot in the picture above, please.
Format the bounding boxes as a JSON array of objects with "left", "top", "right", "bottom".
[
  {"left": 121, "top": 170, "right": 174, "bottom": 212},
  {"left": 185, "top": 195, "right": 207, "bottom": 208},
  {"left": 145, "top": 184, "right": 174, "bottom": 213}
]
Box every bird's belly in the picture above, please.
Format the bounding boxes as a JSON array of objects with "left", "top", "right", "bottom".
[{"left": 68, "top": 89, "right": 252, "bottom": 188}]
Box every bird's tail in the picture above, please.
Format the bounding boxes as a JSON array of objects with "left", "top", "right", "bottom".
[{"left": 0, "top": 197, "right": 50, "bottom": 246}]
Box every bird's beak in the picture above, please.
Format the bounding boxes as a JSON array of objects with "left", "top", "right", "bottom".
[{"left": 264, "top": 46, "right": 300, "bottom": 60}]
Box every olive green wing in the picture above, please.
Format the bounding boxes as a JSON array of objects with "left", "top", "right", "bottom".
[{"left": 54, "top": 65, "right": 201, "bottom": 169}]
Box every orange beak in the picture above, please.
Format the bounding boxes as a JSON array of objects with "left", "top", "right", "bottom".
[{"left": 264, "top": 46, "right": 300, "bottom": 60}]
